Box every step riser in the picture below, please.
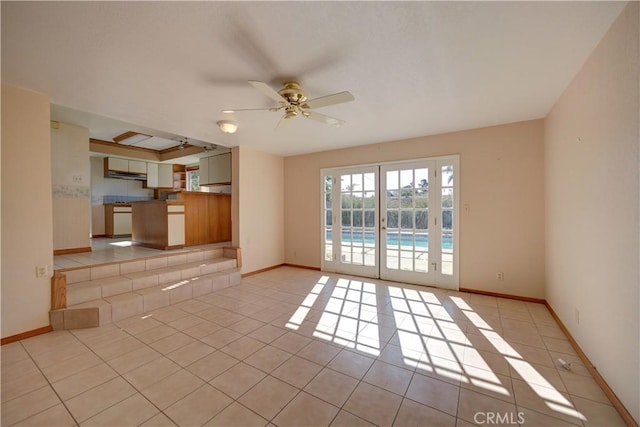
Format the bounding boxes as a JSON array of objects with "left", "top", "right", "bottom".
[
  {"left": 66, "top": 258, "right": 237, "bottom": 306},
  {"left": 63, "top": 248, "right": 225, "bottom": 285}
]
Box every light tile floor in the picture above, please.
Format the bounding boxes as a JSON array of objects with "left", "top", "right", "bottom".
[
  {"left": 54, "top": 238, "right": 231, "bottom": 270},
  {"left": 1, "top": 267, "right": 625, "bottom": 426}
]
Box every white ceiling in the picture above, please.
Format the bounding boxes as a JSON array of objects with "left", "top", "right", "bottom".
[
  {"left": 50, "top": 104, "right": 228, "bottom": 165},
  {"left": 1, "top": 1, "right": 626, "bottom": 156}
]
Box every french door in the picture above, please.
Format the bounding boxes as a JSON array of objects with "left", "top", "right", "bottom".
[{"left": 321, "top": 156, "right": 459, "bottom": 289}]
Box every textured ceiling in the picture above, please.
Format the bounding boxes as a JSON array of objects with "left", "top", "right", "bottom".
[{"left": 1, "top": 1, "right": 626, "bottom": 156}]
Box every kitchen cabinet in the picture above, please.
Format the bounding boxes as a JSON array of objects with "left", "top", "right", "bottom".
[
  {"left": 146, "top": 162, "right": 159, "bottom": 187},
  {"left": 104, "top": 204, "right": 132, "bottom": 237},
  {"left": 199, "top": 158, "right": 208, "bottom": 185},
  {"left": 104, "top": 157, "right": 147, "bottom": 175},
  {"left": 128, "top": 160, "right": 147, "bottom": 174},
  {"left": 106, "top": 157, "right": 129, "bottom": 173},
  {"left": 199, "top": 153, "right": 231, "bottom": 186},
  {"left": 145, "top": 163, "right": 176, "bottom": 188},
  {"left": 159, "top": 164, "right": 174, "bottom": 188}
]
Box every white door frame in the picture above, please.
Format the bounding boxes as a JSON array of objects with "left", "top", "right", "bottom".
[{"left": 320, "top": 155, "right": 459, "bottom": 290}]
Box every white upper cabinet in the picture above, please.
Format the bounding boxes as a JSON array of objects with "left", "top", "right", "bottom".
[
  {"left": 105, "top": 157, "right": 148, "bottom": 174},
  {"left": 146, "top": 162, "right": 159, "bottom": 187},
  {"left": 105, "top": 157, "right": 129, "bottom": 173},
  {"left": 128, "top": 160, "right": 147, "bottom": 174},
  {"left": 158, "top": 164, "right": 173, "bottom": 188},
  {"left": 199, "top": 153, "right": 231, "bottom": 185},
  {"left": 209, "top": 153, "right": 231, "bottom": 184},
  {"left": 145, "top": 163, "right": 174, "bottom": 188},
  {"left": 199, "top": 157, "right": 209, "bottom": 185}
]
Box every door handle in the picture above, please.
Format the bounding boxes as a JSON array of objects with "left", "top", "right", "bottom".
[{"left": 381, "top": 226, "right": 387, "bottom": 230}]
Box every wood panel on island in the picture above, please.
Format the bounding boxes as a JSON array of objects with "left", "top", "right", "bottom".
[
  {"left": 132, "top": 191, "right": 231, "bottom": 250},
  {"left": 131, "top": 200, "right": 185, "bottom": 250}
]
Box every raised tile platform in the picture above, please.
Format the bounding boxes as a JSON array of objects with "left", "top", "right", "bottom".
[{"left": 50, "top": 247, "right": 241, "bottom": 329}]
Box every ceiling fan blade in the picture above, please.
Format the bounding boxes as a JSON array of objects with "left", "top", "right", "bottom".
[
  {"left": 304, "top": 110, "right": 346, "bottom": 127},
  {"left": 248, "top": 80, "right": 290, "bottom": 105},
  {"left": 223, "top": 107, "right": 279, "bottom": 113},
  {"left": 304, "top": 91, "right": 354, "bottom": 109},
  {"left": 275, "top": 114, "right": 292, "bottom": 131}
]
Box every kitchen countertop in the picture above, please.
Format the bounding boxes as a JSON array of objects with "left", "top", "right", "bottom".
[{"left": 130, "top": 200, "right": 184, "bottom": 205}]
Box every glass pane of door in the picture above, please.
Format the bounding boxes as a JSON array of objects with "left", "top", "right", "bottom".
[
  {"left": 440, "top": 165, "right": 454, "bottom": 276},
  {"left": 322, "top": 167, "right": 379, "bottom": 278},
  {"left": 340, "top": 171, "right": 377, "bottom": 267},
  {"left": 381, "top": 162, "right": 435, "bottom": 285},
  {"left": 323, "top": 174, "right": 333, "bottom": 263}
]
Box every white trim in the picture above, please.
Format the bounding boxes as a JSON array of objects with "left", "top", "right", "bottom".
[{"left": 320, "top": 154, "right": 461, "bottom": 172}]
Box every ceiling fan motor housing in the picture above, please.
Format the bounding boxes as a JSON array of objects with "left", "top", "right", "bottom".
[{"left": 278, "top": 82, "right": 308, "bottom": 104}]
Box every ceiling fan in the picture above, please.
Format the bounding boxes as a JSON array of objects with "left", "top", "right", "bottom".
[{"left": 224, "top": 81, "right": 354, "bottom": 129}]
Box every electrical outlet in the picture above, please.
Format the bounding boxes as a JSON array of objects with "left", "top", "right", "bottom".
[
  {"left": 496, "top": 272, "right": 504, "bottom": 281},
  {"left": 35, "top": 266, "right": 48, "bottom": 278},
  {"left": 575, "top": 309, "right": 580, "bottom": 324}
]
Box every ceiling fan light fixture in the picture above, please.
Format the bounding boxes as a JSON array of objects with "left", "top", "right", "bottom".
[
  {"left": 284, "top": 109, "right": 297, "bottom": 119},
  {"left": 217, "top": 120, "right": 238, "bottom": 134}
]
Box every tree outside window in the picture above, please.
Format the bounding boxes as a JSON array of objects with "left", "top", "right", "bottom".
[{"left": 187, "top": 169, "right": 200, "bottom": 191}]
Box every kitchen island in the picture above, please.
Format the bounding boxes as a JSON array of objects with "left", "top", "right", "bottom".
[
  {"left": 131, "top": 200, "right": 185, "bottom": 250},
  {"left": 167, "top": 190, "right": 231, "bottom": 246}
]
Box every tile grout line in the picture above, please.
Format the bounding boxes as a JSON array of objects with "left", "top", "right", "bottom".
[
  {"left": 75, "top": 304, "right": 234, "bottom": 426},
  {"left": 13, "top": 338, "right": 83, "bottom": 427},
  {"left": 68, "top": 327, "right": 167, "bottom": 425},
  {"left": 262, "top": 337, "right": 346, "bottom": 425},
  {"left": 7, "top": 268, "right": 623, "bottom": 427},
  {"left": 66, "top": 311, "right": 205, "bottom": 424},
  {"left": 136, "top": 300, "right": 288, "bottom": 425}
]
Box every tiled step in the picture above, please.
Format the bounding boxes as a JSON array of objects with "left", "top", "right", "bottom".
[
  {"left": 65, "top": 257, "right": 237, "bottom": 306},
  {"left": 50, "top": 248, "right": 241, "bottom": 330}
]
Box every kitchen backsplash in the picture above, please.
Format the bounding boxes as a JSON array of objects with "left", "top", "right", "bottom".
[{"left": 53, "top": 184, "right": 90, "bottom": 199}]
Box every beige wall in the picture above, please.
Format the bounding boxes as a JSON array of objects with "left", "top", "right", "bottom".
[
  {"left": 52, "top": 122, "right": 90, "bottom": 251},
  {"left": 1, "top": 85, "right": 53, "bottom": 338},
  {"left": 285, "top": 119, "right": 545, "bottom": 298},
  {"left": 231, "top": 147, "right": 240, "bottom": 248},
  {"left": 544, "top": 2, "right": 639, "bottom": 422},
  {"left": 236, "top": 146, "right": 285, "bottom": 273}
]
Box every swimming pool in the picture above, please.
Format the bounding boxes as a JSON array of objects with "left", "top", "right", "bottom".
[{"left": 326, "top": 230, "right": 453, "bottom": 249}]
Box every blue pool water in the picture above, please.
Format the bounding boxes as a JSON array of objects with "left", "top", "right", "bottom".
[{"left": 326, "top": 230, "right": 453, "bottom": 249}]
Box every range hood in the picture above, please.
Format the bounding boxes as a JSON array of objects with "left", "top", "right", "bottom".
[{"left": 104, "top": 170, "right": 147, "bottom": 181}]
